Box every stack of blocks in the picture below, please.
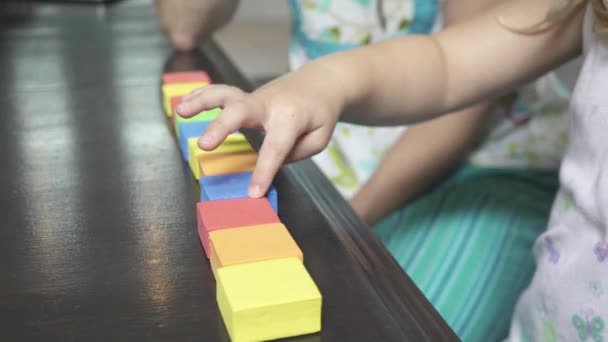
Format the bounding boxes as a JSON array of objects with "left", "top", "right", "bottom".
[{"left": 162, "top": 71, "right": 322, "bottom": 342}]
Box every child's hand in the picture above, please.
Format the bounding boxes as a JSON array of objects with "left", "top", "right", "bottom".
[
  {"left": 175, "top": 67, "right": 347, "bottom": 198},
  {"left": 155, "top": 0, "right": 239, "bottom": 51}
]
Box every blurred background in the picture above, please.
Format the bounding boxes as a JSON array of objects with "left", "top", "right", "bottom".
[
  {"left": 0, "top": 0, "right": 291, "bottom": 84},
  {"left": 214, "top": 0, "right": 290, "bottom": 83}
]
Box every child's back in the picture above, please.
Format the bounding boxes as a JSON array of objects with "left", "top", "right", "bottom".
[{"left": 507, "top": 5, "right": 608, "bottom": 341}]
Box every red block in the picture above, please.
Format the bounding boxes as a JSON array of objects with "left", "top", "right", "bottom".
[
  {"left": 163, "top": 71, "right": 211, "bottom": 85},
  {"left": 196, "top": 198, "right": 280, "bottom": 258},
  {"left": 171, "top": 96, "right": 182, "bottom": 115}
]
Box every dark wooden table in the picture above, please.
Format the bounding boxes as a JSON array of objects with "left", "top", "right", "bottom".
[{"left": 0, "top": 2, "right": 458, "bottom": 341}]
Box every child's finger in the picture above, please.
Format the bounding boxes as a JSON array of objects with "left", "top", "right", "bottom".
[
  {"left": 180, "top": 87, "right": 205, "bottom": 102},
  {"left": 176, "top": 84, "right": 244, "bottom": 118},
  {"left": 248, "top": 126, "right": 299, "bottom": 198},
  {"left": 284, "top": 128, "right": 331, "bottom": 163},
  {"left": 198, "top": 100, "right": 251, "bottom": 151}
]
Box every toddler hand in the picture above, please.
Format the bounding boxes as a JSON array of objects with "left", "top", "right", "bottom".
[
  {"left": 176, "top": 67, "right": 347, "bottom": 198},
  {"left": 155, "top": 0, "right": 238, "bottom": 51}
]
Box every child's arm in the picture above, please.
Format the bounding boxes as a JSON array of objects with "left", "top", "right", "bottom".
[
  {"left": 350, "top": 0, "right": 499, "bottom": 225},
  {"left": 335, "top": 0, "right": 583, "bottom": 125},
  {"left": 350, "top": 104, "right": 489, "bottom": 225},
  {"left": 155, "top": 0, "right": 240, "bottom": 51},
  {"left": 176, "top": 0, "right": 584, "bottom": 197}
]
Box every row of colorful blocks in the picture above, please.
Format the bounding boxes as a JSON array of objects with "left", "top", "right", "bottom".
[{"left": 162, "top": 71, "right": 322, "bottom": 342}]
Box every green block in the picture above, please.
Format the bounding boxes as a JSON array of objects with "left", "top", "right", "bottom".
[{"left": 175, "top": 108, "right": 221, "bottom": 139}]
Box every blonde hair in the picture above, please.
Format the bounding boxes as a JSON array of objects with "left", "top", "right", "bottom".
[{"left": 501, "top": 0, "right": 608, "bottom": 34}]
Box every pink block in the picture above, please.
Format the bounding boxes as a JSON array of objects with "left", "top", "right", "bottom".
[
  {"left": 196, "top": 198, "right": 280, "bottom": 258},
  {"left": 162, "top": 71, "right": 211, "bottom": 85}
]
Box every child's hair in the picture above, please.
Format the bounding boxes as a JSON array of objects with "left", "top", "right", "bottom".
[{"left": 501, "top": 0, "right": 608, "bottom": 34}]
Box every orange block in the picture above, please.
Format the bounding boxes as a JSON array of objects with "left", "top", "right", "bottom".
[
  {"left": 209, "top": 223, "right": 303, "bottom": 276},
  {"left": 198, "top": 152, "right": 257, "bottom": 177}
]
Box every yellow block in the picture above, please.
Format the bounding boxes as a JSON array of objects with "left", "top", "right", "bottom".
[
  {"left": 216, "top": 258, "right": 322, "bottom": 342},
  {"left": 188, "top": 135, "right": 256, "bottom": 179},
  {"left": 161, "top": 82, "right": 208, "bottom": 117},
  {"left": 223, "top": 133, "right": 251, "bottom": 145},
  {"left": 209, "top": 223, "right": 303, "bottom": 277}
]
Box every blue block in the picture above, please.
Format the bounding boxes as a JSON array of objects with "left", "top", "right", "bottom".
[
  {"left": 200, "top": 171, "right": 278, "bottom": 213},
  {"left": 179, "top": 121, "right": 211, "bottom": 161}
]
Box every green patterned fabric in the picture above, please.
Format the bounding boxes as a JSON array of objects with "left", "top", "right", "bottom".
[{"left": 374, "top": 165, "right": 559, "bottom": 341}]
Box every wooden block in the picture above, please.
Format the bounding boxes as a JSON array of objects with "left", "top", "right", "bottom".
[
  {"left": 216, "top": 258, "right": 322, "bottom": 342},
  {"left": 188, "top": 139, "right": 204, "bottom": 179},
  {"left": 170, "top": 97, "right": 182, "bottom": 120},
  {"left": 196, "top": 198, "right": 280, "bottom": 258},
  {"left": 200, "top": 171, "right": 278, "bottom": 212},
  {"left": 172, "top": 96, "right": 221, "bottom": 138},
  {"left": 199, "top": 152, "right": 257, "bottom": 177},
  {"left": 187, "top": 135, "right": 255, "bottom": 179},
  {"left": 161, "top": 82, "right": 207, "bottom": 117},
  {"left": 222, "top": 133, "right": 250, "bottom": 145},
  {"left": 162, "top": 70, "right": 211, "bottom": 84},
  {"left": 179, "top": 121, "right": 210, "bottom": 161},
  {"left": 209, "top": 223, "right": 302, "bottom": 276}
]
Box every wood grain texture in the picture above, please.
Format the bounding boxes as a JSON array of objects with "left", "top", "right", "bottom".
[{"left": 0, "top": 2, "right": 459, "bottom": 341}]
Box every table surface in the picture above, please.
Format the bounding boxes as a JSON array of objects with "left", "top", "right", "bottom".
[{"left": 0, "top": 2, "right": 458, "bottom": 341}]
